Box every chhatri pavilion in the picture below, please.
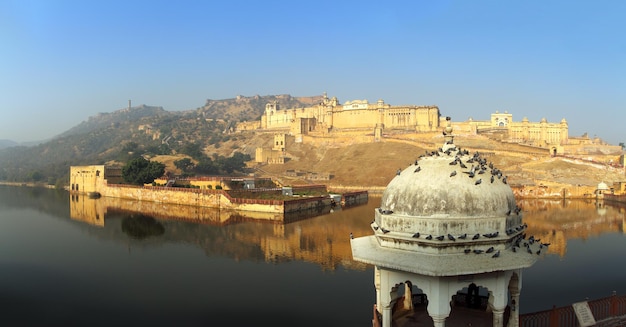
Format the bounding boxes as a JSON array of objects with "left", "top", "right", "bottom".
[{"left": 351, "top": 120, "right": 545, "bottom": 327}]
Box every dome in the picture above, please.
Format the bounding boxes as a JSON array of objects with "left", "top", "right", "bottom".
[
  {"left": 352, "top": 133, "right": 543, "bottom": 276},
  {"left": 381, "top": 147, "right": 516, "bottom": 219},
  {"left": 597, "top": 182, "right": 609, "bottom": 190},
  {"left": 351, "top": 126, "right": 544, "bottom": 277}
]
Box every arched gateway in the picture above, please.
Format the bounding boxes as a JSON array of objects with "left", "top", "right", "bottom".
[{"left": 351, "top": 122, "right": 543, "bottom": 327}]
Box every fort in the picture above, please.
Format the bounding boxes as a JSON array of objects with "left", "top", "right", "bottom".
[
  {"left": 238, "top": 93, "right": 621, "bottom": 165},
  {"left": 68, "top": 165, "right": 367, "bottom": 219}
]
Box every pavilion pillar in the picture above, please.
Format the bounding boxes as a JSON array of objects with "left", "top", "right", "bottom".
[
  {"left": 507, "top": 291, "right": 520, "bottom": 327},
  {"left": 381, "top": 304, "right": 392, "bottom": 327},
  {"left": 431, "top": 314, "right": 447, "bottom": 327},
  {"left": 426, "top": 280, "right": 451, "bottom": 327},
  {"left": 488, "top": 290, "right": 508, "bottom": 327},
  {"left": 507, "top": 272, "right": 521, "bottom": 327},
  {"left": 492, "top": 307, "right": 505, "bottom": 327}
]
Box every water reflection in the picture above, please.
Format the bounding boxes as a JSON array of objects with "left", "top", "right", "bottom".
[
  {"left": 121, "top": 215, "right": 165, "bottom": 239},
  {"left": 68, "top": 192, "right": 373, "bottom": 271},
  {"left": 2, "top": 185, "right": 626, "bottom": 322},
  {"left": 68, "top": 194, "right": 626, "bottom": 264},
  {"left": 518, "top": 199, "right": 625, "bottom": 257}
]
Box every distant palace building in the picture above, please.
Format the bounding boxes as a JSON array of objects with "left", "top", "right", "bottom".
[
  {"left": 237, "top": 92, "right": 441, "bottom": 140},
  {"left": 460, "top": 111, "right": 620, "bottom": 156},
  {"left": 237, "top": 94, "right": 621, "bottom": 162}
]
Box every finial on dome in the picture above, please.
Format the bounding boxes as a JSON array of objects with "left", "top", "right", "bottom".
[{"left": 442, "top": 116, "right": 455, "bottom": 150}]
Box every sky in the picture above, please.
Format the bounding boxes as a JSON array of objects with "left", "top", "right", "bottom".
[{"left": 1, "top": 0, "right": 624, "bottom": 144}]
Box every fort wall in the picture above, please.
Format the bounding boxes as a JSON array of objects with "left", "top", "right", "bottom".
[{"left": 70, "top": 165, "right": 333, "bottom": 214}]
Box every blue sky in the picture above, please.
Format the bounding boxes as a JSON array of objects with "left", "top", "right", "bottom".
[{"left": 1, "top": 0, "right": 624, "bottom": 144}]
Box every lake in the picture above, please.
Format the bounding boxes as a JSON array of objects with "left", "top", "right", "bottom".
[{"left": 1, "top": 185, "right": 624, "bottom": 326}]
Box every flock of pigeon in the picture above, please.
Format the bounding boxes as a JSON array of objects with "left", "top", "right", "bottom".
[
  {"left": 364, "top": 219, "right": 550, "bottom": 259},
  {"left": 355, "top": 145, "right": 550, "bottom": 258},
  {"left": 396, "top": 147, "right": 509, "bottom": 187}
]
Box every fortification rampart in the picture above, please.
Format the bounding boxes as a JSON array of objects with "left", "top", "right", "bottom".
[{"left": 70, "top": 165, "right": 335, "bottom": 215}]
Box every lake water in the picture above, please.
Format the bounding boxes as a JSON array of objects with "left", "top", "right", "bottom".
[{"left": 1, "top": 185, "right": 625, "bottom": 326}]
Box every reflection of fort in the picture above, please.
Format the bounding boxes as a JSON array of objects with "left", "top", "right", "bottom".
[
  {"left": 69, "top": 194, "right": 371, "bottom": 271},
  {"left": 70, "top": 194, "right": 341, "bottom": 226},
  {"left": 520, "top": 199, "right": 625, "bottom": 257},
  {"left": 70, "top": 194, "right": 105, "bottom": 227}
]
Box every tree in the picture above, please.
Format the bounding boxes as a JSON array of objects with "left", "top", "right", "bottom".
[
  {"left": 174, "top": 158, "right": 194, "bottom": 172},
  {"left": 194, "top": 157, "right": 216, "bottom": 174},
  {"left": 180, "top": 143, "right": 204, "bottom": 159},
  {"left": 122, "top": 157, "right": 165, "bottom": 185}
]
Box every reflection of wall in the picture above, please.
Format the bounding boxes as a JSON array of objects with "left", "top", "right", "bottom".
[
  {"left": 69, "top": 194, "right": 105, "bottom": 226},
  {"left": 68, "top": 194, "right": 372, "bottom": 271},
  {"left": 520, "top": 199, "right": 625, "bottom": 257},
  {"left": 69, "top": 195, "right": 336, "bottom": 226},
  {"left": 71, "top": 195, "right": 290, "bottom": 225}
]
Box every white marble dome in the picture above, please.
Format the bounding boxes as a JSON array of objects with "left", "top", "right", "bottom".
[
  {"left": 381, "top": 145, "right": 516, "bottom": 218},
  {"left": 371, "top": 139, "right": 527, "bottom": 258},
  {"left": 353, "top": 137, "right": 543, "bottom": 277}
]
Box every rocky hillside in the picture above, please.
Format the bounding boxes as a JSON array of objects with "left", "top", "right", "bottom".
[
  {"left": 1, "top": 93, "right": 623, "bottom": 195},
  {"left": 237, "top": 131, "right": 625, "bottom": 194},
  {"left": 0, "top": 95, "right": 321, "bottom": 184}
]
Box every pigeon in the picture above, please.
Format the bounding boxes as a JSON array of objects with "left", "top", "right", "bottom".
[
  {"left": 464, "top": 249, "right": 472, "bottom": 254},
  {"left": 473, "top": 249, "right": 484, "bottom": 254},
  {"left": 492, "top": 250, "right": 500, "bottom": 258},
  {"left": 450, "top": 170, "right": 457, "bottom": 177},
  {"left": 472, "top": 233, "right": 480, "bottom": 240},
  {"left": 436, "top": 235, "right": 445, "bottom": 241},
  {"left": 475, "top": 179, "right": 482, "bottom": 185},
  {"left": 426, "top": 235, "right": 433, "bottom": 240},
  {"left": 458, "top": 233, "right": 467, "bottom": 240},
  {"left": 448, "top": 234, "right": 456, "bottom": 241},
  {"left": 486, "top": 246, "right": 494, "bottom": 253},
  {"left": 412, "top": 232, "right": 420, "bottom": 238}
]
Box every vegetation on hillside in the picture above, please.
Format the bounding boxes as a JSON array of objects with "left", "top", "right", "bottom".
[
  {"left": 121, "top": 157, "right": 166, "bottom": 185},
  {"left": 0, "top": 95, "right": 316, "bottom": 186}
]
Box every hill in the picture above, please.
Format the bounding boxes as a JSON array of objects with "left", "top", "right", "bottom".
[
  {"left": 230, "top": 131, "right": 625, "bottom": 195},
  {"left": 0, "top": 139, "right": 18, "bottom": 150},
  {"left": 0, "top": 95, "right": 320, "bottom": 184},
  {"left": 0, "top": 93, "right": 623, "bottom": 196}
]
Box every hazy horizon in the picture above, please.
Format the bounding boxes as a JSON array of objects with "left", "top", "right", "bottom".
[{"left": 2, "top": 1, "right": 624, "bottom": 144}]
